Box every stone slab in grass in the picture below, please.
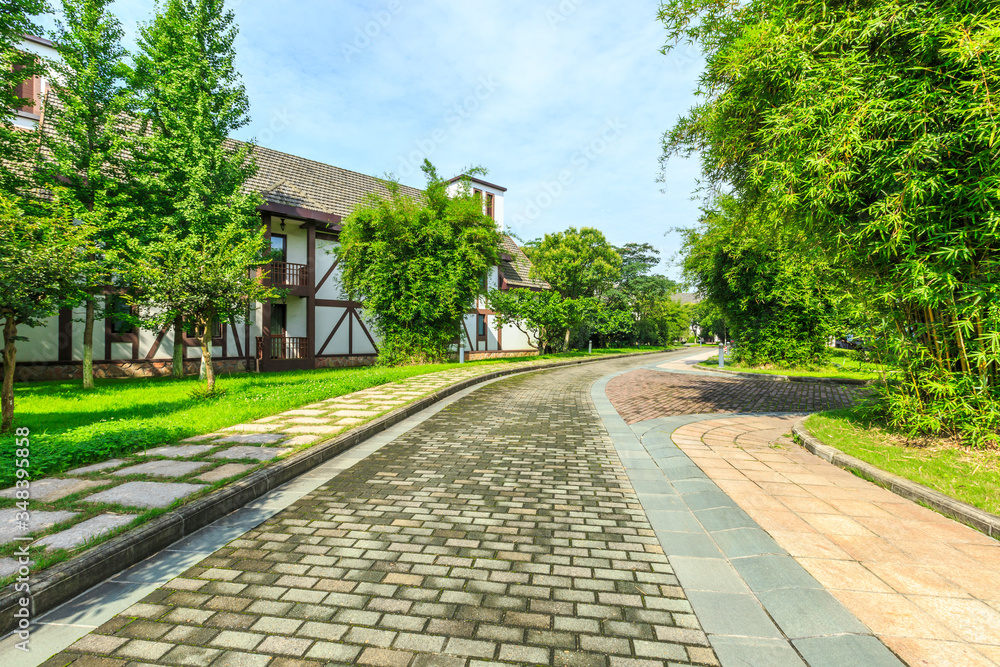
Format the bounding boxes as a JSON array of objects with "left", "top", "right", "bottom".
[
  {"left": 195, "top": 464, "right": 256, "bottom": 483},
  {"left": 0, "top": 557, "right": 30, "bottom": 578},
  {"left": 283, "top": 435, "right": 321, "bottom": 446},
  {"left": 34, "top": 513, "right": 137, "bottom": 551},
  {"left": 221, "top": 423, "right": 281, "bottom": 433},
  {"left": 215, "top": 433, "right": 286, "bottom": 445},
  {"left": 140, "top": 444, "right": 215, "bottom": 459},
  {"left": 66, "top": 459, "right": 129, "bottom": 475},
  {"left": 112, "top": 461, "right": 211, "bottom": 478},
  {"left": 287, "top": 417, "right": 331, "bottom": 425},
  {"left": 0, "top": 478, "right": 102, "bottom": 503},
  {"left": 332, "top": 410, "right": 381, "bottom": 418},
  {"left": 82, "top": 482, "right": 203, "bottom": 509},
  {"left": 282, "top": 409, "right": 326, "bottom": 416},
  {"left": 211, "top": 446, "right": 291, "bottom": 461},
  {"left": 284, "top": 425, "right": 339, "bottom": 435},
  {"left": 181, "top": 434, "right": 220, "bottom": 442},
  {"left": 0, "top": 509, "right": 78, "bottom": 545}
]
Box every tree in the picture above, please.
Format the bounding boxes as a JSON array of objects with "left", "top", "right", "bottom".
[
  {"left": 120, "top": 226, "right": 275, "bottom": 393},
  {"left": 338, "top": 162, "right": 501, "bottom": 365},
  {"left": 0, "top": 0, "right": 47, "bottom": 195},
  {"left": 660, "top": 0, "right": 1000, "bottom": 443},
  {"left": 0, "top": 194, "right": 95, "bottom": 431},
  {"left": 678, "top": 198, "right": 841, "bottom": 367},
  {"left": 39, "top": 0, "right": 133, "bottom": 389},
  {"left": 524, "top": 227, "right": 621, "bottom": 350},
  {"left": 616, "top": 243, "right": 662, "bottom": 287},
  {"left": 131, "top": 0, "right": 261, "bottom": 380},
  {"left": 488, "top": 288, "right": 596, "bottom": 354}
]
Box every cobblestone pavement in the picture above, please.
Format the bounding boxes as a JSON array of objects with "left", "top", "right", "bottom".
[
  {"left": 607, "top": 369, "right": 866, "bottom": 425},
  {"left": 673, "top": 417, "right": 1000, "bottom": 667},
  {"left": 44, "top": 354, "right": 721, "bottom": 667}
]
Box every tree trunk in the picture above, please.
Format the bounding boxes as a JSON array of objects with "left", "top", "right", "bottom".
[
  {"left": 82, "top": 296, "right": 96, "bottom": 389},
  {"left": 172, "top": 317, "right": 184, "bottom": 379},
  {"left": 2, "top": 316, "right": 17, "bottom": 433},
  {"left": 563, "top": 328, "right": 571, "bottom": 353},
  {"left": 201, "top": 325, "right": 215, "bottom": 392}
]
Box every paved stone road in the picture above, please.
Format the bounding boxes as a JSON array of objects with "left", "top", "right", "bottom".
[
  {"left": 607, "top": 369, "right": 866, "bottom": 425},
  {"left": 44, "top": 356, "right": 720, "bottom": 667}
]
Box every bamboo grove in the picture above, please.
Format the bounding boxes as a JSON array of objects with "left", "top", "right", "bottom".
[{"left": 660, "top": 0, "right": 1000, "bottom": 444}]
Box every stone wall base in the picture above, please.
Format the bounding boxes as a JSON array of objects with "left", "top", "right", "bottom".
[
  {"left": 314, "top": 356, "right": 378, "bottom": 369},
  {"left": 4, "top": 359, "right": 250, "bottom": 382}
]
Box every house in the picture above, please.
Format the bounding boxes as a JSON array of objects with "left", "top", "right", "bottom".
[{"left": 5, "top": 37, "right": 549, "bottom": 380}]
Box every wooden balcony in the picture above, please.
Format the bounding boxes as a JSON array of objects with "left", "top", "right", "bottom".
[
  {"left": 267, "top": 261, "right": 308, "bottom": 287},
  {"left": 257, "top": 335, "right": 309, "bottom": 360}
]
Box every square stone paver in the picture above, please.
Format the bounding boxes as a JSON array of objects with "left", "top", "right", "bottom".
[
  {"left": 211, "top": 447, "right": 292, "bottom": 462},
  {"left": 283, "top": 435, "right": 321, "bottom": 446},
  {"left": 113, "top": 460, "right": 211, "bottom": 478},
  {"left": 34, "top": 513, "right": 137, "bottom": 551},
  {"left": 196, "top": 464, "right": 257, "bottom": 483},
  {"left": 140, "top": 445, "right": 215, "bottom": 458},
  {"left": 221, "top": 424, "right": 281, "bottom": 434},
  {"left": 215, "top": 433, "right": 287, "bottom": 444},
  {"left": 0, "top": 509, "right": 78, "bottom": 544},
  {"left": 0, "top": 477, "right": 102, "bottom": 502},
  {"left": 82, "top": 482, "right": 203, "bottom": 509},
  {"left": 66, "top": 459, "right": 129, "bottom": 475}
]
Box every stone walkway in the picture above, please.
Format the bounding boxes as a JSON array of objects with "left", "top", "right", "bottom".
[
  {"left": 0, "top": 357, "right": 593, "bottom": 578},
  {"left": 37, "top": 354, "right": 721, "bottom": 667},
  {"left": 670, "top": 417, "right": 1000, "bottom": 667}
]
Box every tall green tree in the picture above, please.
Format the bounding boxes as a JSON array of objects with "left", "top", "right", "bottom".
[
  {"left": 488, "top": 288, "right": 597, "bottom": 354},
  {"left": 40, "top": 0, "right": 132, "bottom": 389},
  {"left": 131, "top": 0, "right": 261, "bottom": 380},
  {"left": 524, "top": 227, "right": 621, "bottom": 350},
  {"left": 0, "top": 0, "right": 47, "bottom": 195},
  {"left": 120, "top": 227, "right": 275, "bottom": 393},
  {"left": 0, "top": 194, "right": 95, "bottom": 431},
  {"left": 338, "top": 162, "right": 501, "bottom": 365},
  {"left": 660, "top": 0, "right": 1000, "bottom": 444}
]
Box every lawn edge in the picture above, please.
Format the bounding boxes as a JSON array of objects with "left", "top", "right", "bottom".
[
  {"left": 703, "top": 362, "right": 874, "bottom": 385},
  {"left": 0, "top": 349, "right": 672, "bottom": 637},
  {"left": 792, "top": 419, "right": 1000, "bottom": 540}
]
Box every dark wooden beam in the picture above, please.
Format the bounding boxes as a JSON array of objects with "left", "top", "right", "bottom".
[
  {"left": 58, "top": 307, "right": 72, "bottom": 362},
  {"left": 307, "top": 222, "right": 316, "bottom": 360},
  {"left": 257, "top": 201, "right": 341, "bottom": 226}
]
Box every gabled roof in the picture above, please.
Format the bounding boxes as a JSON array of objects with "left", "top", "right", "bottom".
[
  {"left": 245, "top": 143, "right": 423, "bottom": 219},
  {"left": 500, "top": 235, "right": 550, "bottom": 290}
]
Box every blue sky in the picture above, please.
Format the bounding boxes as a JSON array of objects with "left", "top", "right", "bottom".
[{"left": 50, "top": 0, "right": 705, "bottom": 278}]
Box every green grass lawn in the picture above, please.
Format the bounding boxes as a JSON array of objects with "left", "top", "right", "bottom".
[
  {"left": 805, "top": 409, "right": 1000, "bottom": 516},
  {"left": 1, "top": 346, "right": 670, "bottom": 485},
  {"left": 698, "top": 349, "right": 887, "bottom": 381}
]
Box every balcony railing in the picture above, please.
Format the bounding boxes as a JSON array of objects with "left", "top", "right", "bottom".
[
  {"left": 266, "top": 262, "right": 308, "bottom": 287},
  {"left": 257, "top": 335, "right": 309, "bottom": 360}
]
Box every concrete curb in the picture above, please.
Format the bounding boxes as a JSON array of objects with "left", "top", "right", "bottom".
[
  {"left": 792, "top": 419, "right": 1000, "bottom": 540},
  {"left": 0, "top": 349, "right": 673, "bottom": 636},
  {"left": 704, "top": 363, "right": 873, "bottom": 386}
]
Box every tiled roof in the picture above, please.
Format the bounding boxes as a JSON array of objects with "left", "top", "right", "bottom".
[
  {"left": 243, "top": 142, "right": 423, "bottom": 219},
  {"left": 672, "top": 292, "right": 701, "bottom": 305},
  {"left": 500, "top": 235, "right": 550, "bottom": 290}
]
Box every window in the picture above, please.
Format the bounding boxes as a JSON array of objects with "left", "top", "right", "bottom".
[
  {"left": 477, "top": 314, "right": 487, "bottom": 338},
  {"left": 271, "top": 304, "right": 287, "bottom": 336},
  {"left": 213, "top": 319, "right": 223, "bottom": 339},
  {"left": 12, "top": 62, "right": 41, "bottom": 116},
  {"left": 480, "top": 273, "right": 488, "bottom": 290},
  {"left": 270, "top": 234, "right": 287, "bottom": 262},
  {"left": 485, "top": 193, "right": 494, "bottom": 219},
  {"left": 108, "top": 296, "right": 135, "bottom": 335}
]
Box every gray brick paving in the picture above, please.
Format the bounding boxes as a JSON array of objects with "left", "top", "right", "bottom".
[{"left": 46, "top": 356, "right": 718, "bottom": 667}]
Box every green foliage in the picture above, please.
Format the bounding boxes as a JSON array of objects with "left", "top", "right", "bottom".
[
  {"left": 338, "top": 162, "right": 501, "bottom": 365},
  {"left": 488, "top": 288, "right": 596, "bottom": 353},
  {"left": 0, "top": 194, "right": 96, "bottom": 431},
  {"left": 660, "top": 0, "right": 1000, "bottom": 445},
  {"left": 678, "top": 199, "right": 841, "bottom": 366},
  {"left": 525, "top": 227, "right": 621, "bottom": 299},
  {"left": 0, "top": 0, "right": 47, "bottom": 195}
]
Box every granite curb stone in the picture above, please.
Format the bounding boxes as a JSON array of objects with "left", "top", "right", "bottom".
[
  {"left": 792, "top": 419, "right": 1000, "bottom": 539},
  {"left": 0, "top": 349, "right": 672, "bottom": 637}
]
